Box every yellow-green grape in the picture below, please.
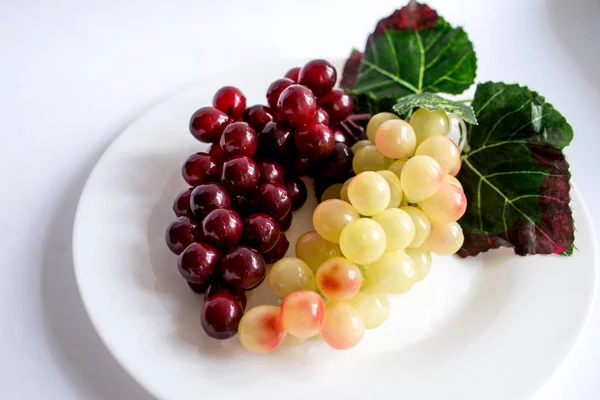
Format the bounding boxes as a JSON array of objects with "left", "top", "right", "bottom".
[
  {"left": 366, "top": 250, "right": 415, "bottom": 294},
  {"left": 316, "top": 257, "right": 362, "bottom": 301},
  {"left": 376, "top": 170, "right": 402, "bottom": 209},
  {"left": 320, "top": 302, "right": 365, "bottom": 350},
  {"left": 347, "top": 287, "right": 390, "bottom": 329},
  {"left": 268, "top": 257, "right": 316, "bottom": 299},
  {"left": 340, "top": 177, "right": 352, "bottom": 202},
  {"left": 418, "top": 182, "right": 467, "bottom": 223},
  {"left": 423, "top": 221, "right": 464, "bottom": 255},
  {"left": 449, "top": 158, "right": 461, "bottom": 176},
  {"left": 321, "top": 183, "right": 343, "bottom": 201},
  {"left": 282, "top": 334, "right": 306, "bottom": 346},
  {"left": 375, "top": 119, "right": 417, "bottom": 159},
  {"left": 401, "top": 206, "right": 432, "bottom": 248},
  {"left": 313, "top": 199, "right": 360, "bottom": 243},
  {"left": 350, "top": 139, "right": 372, "bottom": 154},
  {"left": 352, "top": 145, "right": 392, "bottom": 174},
  {"left": 347, "top": 171, "right": 391, "bottom": 216},
  {"left": 366, "top": 112, "right": 400, "bottom": 143},
  {"left": 409, "top": 108, "right": 450, "bottom": 145},
  {"left": 371, "top": 208, "right": 415, "bottom": 251},
  {"left": 443, "top": 174, "right": 463, "bottom": 190},
  {"left": 400, "top": 155, "right": 443, "bottom": 203},
  {"left": 415, "top": 135, "right": 461, "bottom": 173},
  {"left": 405, "top": 248, "right": 432, "bottom": 282},
  {"left": 339, "top": 218, "right": 387, "bottom": 265},
  {"left": 295, "top": 230, "right": 342, "bottom": 273},
  {"left": 388, "top": 158, "right": 408, "bottom": 179},
  {"left": 238, "top": 306, "right": 286, "bottom": 354}
]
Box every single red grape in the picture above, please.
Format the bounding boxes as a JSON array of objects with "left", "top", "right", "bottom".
[
  {"left": 221, "top": 246, "right": 266, "bottom": 290},
  {"left": 242, "top": 105, "right": 276, "bottom": 132},
  {"left": 219, "top": 122, "right": 258, "bottom": 158},
  {"left": 204, "top": 280, "right": 247, "bottom": 310},
  {"left": 284, "top": 67, "right": 301, "bottom": 82},
  {"left": 284, "top": 178, "right": 308, "bottom": 211},
  {"left": 317, "top": 142, "right": 353, "bottom": 178},
  {"left": 213, "top": 86, "right": 246, "bottom": 119},
  {"left": 201, "top": 209, "right": 243, "bottom": 250},
  {"left": 242, "top": 213, "right": 281, "bottom": 253},
  {"left": 181, "top": 152, "right": 220, "bottom": 186},
  {"left": 277, "top": 211, "right": 293, "bottom": 232},
  {"left": 258, "top": 121, "right": 293, "bottom": 159},
  {"left": 173, "top": 188, "right": 193, "bottom": 217},
  {"left": 257, "top": 159, "right": 285, "bottom": 183},
  {"left": 266, "top": 78, "right": 295, "bottom": 110},
  {"left": 201, "top": 292, "right": 244, "bottom": 339},
  {"left": 190, "top": 183, "right": 231, "bottom": 219},
  {"left": 251, "top": 182, "right": 292, "bottom": 220},
  {"left": 177, "top": 242, "right": 222, "bottom": 284},
  {"left": 317, "top": 88, "right": 353, "bottom": 123},
  {"left": 294, "top": 122, "right": 335, "bottom": 160},
  {"left": 277, "top": 85, "right": 317, "bottom": 127},
  {"left": 189, "top": 106, "right": 231, "bottom": 143},
  {"left": 165, "top": 217, "right": 199, "bottom": 255},
  {"left": 262, "top": 231, "right": 289, "bottom": 264},
  {"left": 299, "top": 59, "right": 337, "bottom": 96},
  {"left": 220, "top": 155, "right": 260, "bottom": 195}
]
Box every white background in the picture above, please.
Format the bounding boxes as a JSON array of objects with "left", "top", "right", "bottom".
[{"left": 1, "top": 0, "right": 599, "bottom": 398}]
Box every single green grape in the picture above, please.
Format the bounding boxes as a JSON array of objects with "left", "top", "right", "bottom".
[
  {"left": 365, "top": 250, "right": 415, "bottom": 294},
  {"left": 371, "top": 208, "right": 416, "bottom": 251},
  {"left": 313, "top": 199, "right": 360, "bottom": 243},
  {"left": 347, "top": 171, "right": 391, "bottom": 216},
  {"left": 366, "top": 112, "right": 400, "bottom": 143},
  {"left": 352, "top": 145, "right": 392, "bottom": 174},
  {"left": 400, "top": 155, "right": 443, "bottom": 203},
  {"left": 375, "top": 119, "right": 417, "bottom": 159},
  {"left": 339, "top": 218, "right": 387, "bottom": 265},
  {"left": 400, "top": 206, "right": 432, "bottom": 248},
  {"left": 409, "top": 108, "right": 450, "bottom": 145}
]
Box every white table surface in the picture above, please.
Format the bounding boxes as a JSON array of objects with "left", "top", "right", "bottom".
[{"left": 1, "top": 0, "right": 598, "bottom": 398}]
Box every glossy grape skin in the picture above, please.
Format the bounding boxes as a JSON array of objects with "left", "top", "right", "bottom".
[
  {"left": 276, "top": 211, "right": 293, "bottom": 232},
  {"left": 201, "top": 209, "right": 243, "bottom": 249},
  {"left": 190, "top": 183, "right": 231, "bottom": 219},
  {"left": 366, "top": 112, "right": 399, "bottom": 143},
  {"left": 409, "top": 108, "right": 450, "bottom": 144},
  {"left": 347, "top": 171, "right": 391, "bottom": 216},
  {"left": 423, "top": 221, "right": 464, "bottom": 255},
  {"left": 277, "top": 84, "right": 317, "bottom": 127},
  {"left": 266, "top": 78, "right": 295, "bottom": 110},
  {"left": 352, "top": 145, "right": 392, "bottom": 174},
  {"left": 281, "top": 290, "right": 325, "bottom": 339},
  {"left": 321, "top": 303, "right": 365, "bottom": 350},
  {"left": 219, "top": 122, "right": 258, "bottom": 158},
  {"left": 257, "top": 159, "right": 285, "bottom": 184},
  {"left": 400, "top": 155, "right": 444, "bottom": 203},
  {"left": 339, "top": 218, "right": 387, "bottom": 265},
  {"left": 205, "top": 280, "right": 247, "bottom": 310},
  {"left": 220, "top": 246, "right": 266, "bottom": 289},
  {"left": 213, "top": 86, "right": 246, "bottom": 119},
  {"left": 268, "top": 258, "right": 316, "bottom": 299},
  {"left": 240, "top": 213, "right": 280, "bottom": 253},
  {"left": 189, "top": 106, "right": 231, "bottom": 143},
  {"left": 285, "top": 178, "right": 308, "bottom": 210},
  {"left": 220, "top": 155, "right": 260, "bottom": 196},
  {"left": 251, "top": 182, "right": 292, "bottom": 220},
  {"left": 238, "top": 305, "right": 286, "bottom": 353},
  {"left": 173, "top": 188, "right": 193, "bottom": 217},
  {"left": 295, "top": 230, "right": 342, "bottom": 273},
  {"left": 449, "top": 158, "right": 461, "bottom": 176},
  {"left": 182, "top": 152, "right": 220, "bottom": 186},
  {"left": 332, "top": 128, "right": 349, "bottom": 145},
  {"left": 294, "top": 122, "right": 335, "bottom": 161},
  {"left": 313, "top": 108, "right": 330, "bottom": 125},
  {"left": 230, "top": 195, "right": 252, "bottom": 219},
  {"left": 165, "top": 217, "right": 199, "bottom": 255},
  {"left": 317, "top": 88, "right": 353, "bottom": 123},
  {"left": 242, "top": 105, "right": 276, "bottom": 133},
  {"left": 418, "top": 182, "right": 467, "bottom": 223},
  {"left": 371, "top": 208, "right": 416, "bottom": 251},
  {"left": 350, "top": 139, "right": 372, "bottom": 154},
  {"left": 401, "top": 206, "right": 432, "bottom": 248},
  {"left": 374, "top": 119, "right": 417, "bottom": 159},
  {"left": 284, "top": 67, "right": 301, "bottom": 82},
  {"left": 177, "top": 242, "right": 221, "bottom": 284},
  {"left": 388, "top": 158, "right": 408, "bottom": 179},
  {"left": 320, "top": 183, "right": 342, "bottom": 201},
  {"left": 443, "top": 174, "right": 463, "bottom": 190},
  {"left": 347, "top": 287, "right": 390, "bottom": 329},
  {"left": 262, "top": 231, "right": 290, "bottom": 264},
  {"left": 201, "top": 291, "right": 244, "bottom": 339},
  {"left": 405, "top": 248, "right": 432, "bottom": 282},
  {"left": 365, "top": 250, "right": 415, "bottom": 294},
  {"left": 316, "top": 257, "right": 362, "bottom": 301},
  {"left": 317, "top": 142, "right": 353, "bottom": 178},
  {"left": 298, "top": 59, "right": 337, "bottom": 96},
  {"left": 258, "top": 121, "right": 294, "bottom": 159},
  {"left": 312, "top": 199, "right": 360, "bottom": 244},
  {"left": 415, "top": 135, "right": 461, "bottom": 173},
  {"left": 376, "top": 170, "right": 402, "bottom": 209}
]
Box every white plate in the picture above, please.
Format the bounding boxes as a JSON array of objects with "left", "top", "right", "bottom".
[{"left": 73, "top": 60, "right": 598, "bottom": 400}]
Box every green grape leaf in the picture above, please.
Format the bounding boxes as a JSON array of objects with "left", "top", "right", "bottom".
[
  {"left": 457, "top": 82, "right": 575, "bottom": 257},
  {"left": 392, "top": 92, "right": 477, "bottom": 124}
]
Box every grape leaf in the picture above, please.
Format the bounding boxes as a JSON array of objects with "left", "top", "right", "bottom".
[
  {"left": 457, "top": 82, "right": 575, "bottom": 257},
  {"left": 392, "top": 92, "right": 477, "bottom": 124}
]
